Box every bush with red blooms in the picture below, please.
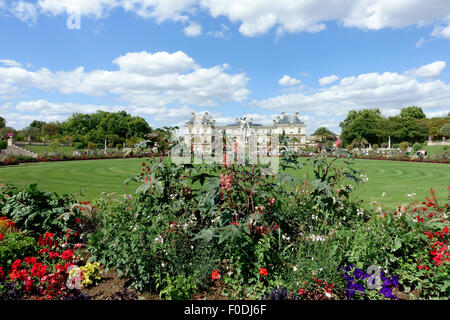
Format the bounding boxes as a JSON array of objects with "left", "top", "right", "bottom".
[
  {"left": 411, "top": 190, "right": 450, "bottom": 297},
  {"left": 1, "top": 232, "right": 86, "bottom": 300}
]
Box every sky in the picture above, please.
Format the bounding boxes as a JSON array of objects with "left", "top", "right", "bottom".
[{"left": 0, "top": 0, "right": 450, "bottom": 136}]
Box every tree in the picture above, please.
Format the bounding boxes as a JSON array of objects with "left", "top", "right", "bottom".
[
  {"left": 29, "top": 120, "right": 45, "bottom": 130},
  {"left": 21, "top": 126, "right": 41, "bottom": 142},
  {"left": 0, "top": 126, "right": 17, "bottom": 139},
  {"left": 400, "top": 106, "right": 426, "bottom": 119},
  {"left": 386, "top": 116, "right": 428, "bottom": 144},
  {"left": 0, "top": 116, "right": 5, "bottom": 128},
  {"left": 440, "top": 123, "right": 450, "bottom": 138},
  {"left": 312, "top": 127, "right": 335, "bottom": 143},
  {"left": 351, "top": 137, "right": 368, "bottom": 150},
  {"left": 42, "top": 123, "right": 60, "bottom": 140},
  {"left": 340, "top": 109, "right": 384, "bottom": 146},
  {"left": 419, "top": 116, "right": 449, "bottom": 139}
]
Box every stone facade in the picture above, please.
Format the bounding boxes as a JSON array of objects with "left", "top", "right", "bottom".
[{"left": 184, "top": 112, "right": 306, "bottom": 154}]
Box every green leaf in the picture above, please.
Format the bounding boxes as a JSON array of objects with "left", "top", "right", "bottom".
[{"left": 194, "top": 228, "right": 216, "bottom": 243}]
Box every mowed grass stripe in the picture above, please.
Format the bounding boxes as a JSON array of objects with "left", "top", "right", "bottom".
[
  {"left": 0, "top": 158, "right": 448, "bottom": 208},
  {"left": 0, "top": 158, "right": 141, "bottom": 199}
]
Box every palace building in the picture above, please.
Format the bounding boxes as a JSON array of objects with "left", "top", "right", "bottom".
[{"left": 184, "top": 112, "right": 306, "bottom": 154}]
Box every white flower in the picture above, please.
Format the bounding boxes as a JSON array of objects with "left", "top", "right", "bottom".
[
  {"left": 155, "top": 236, "right": 164, "bottom": 244},
  {"left": 293, "top": 266, "right": 298, "bottom": 272},
  {"left": 325, "top": 292, "right": 332, "bottom": 298}
]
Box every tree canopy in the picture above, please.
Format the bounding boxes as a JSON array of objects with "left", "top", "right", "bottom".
[
  {"left": 400, "top": 106, "right": 426, "bottom": 119},
  {"left": 340, "top": 107, "right": 448, "bottom": 146}
]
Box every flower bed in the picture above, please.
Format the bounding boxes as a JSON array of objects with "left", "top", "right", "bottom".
[
  {"left": 0, "top": 152, "right": 161, "bottom": 166},
  {"left": 1, "top": 149, "right": 449, "bottom": 300}
]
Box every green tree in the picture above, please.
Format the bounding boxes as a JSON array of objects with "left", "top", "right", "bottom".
[
  {"left": 340, "top": 109, "right": 384, "bottom": 146},
  {"left": 29, "top": 120, "right": 45, "bottom": 130},
  {"left": 400, "top": 106, "right": 426, "bottom": 119},
  {"left": 21, "top": 126, "right": 41, "bottom": 142},
  {"left": 440, "top": 123, "right": 450, "bottom": 138},
  {"left": 351, "top": 137, "right": 368, "bottom": 149},
  {"left": 0, "top": 126, "right": 17, "bottom": 139},
  {"left": 386, "top": 116, "right": 428, "bottom": 144},
  {"left": 42, "top": 123, "right": 60, "bottom": 140},
  {"left": 312, "top": 127, "right": 335, "bottom": 143},
  {"left": 0, "top": 116, "right": 5, "bottom": 128}
]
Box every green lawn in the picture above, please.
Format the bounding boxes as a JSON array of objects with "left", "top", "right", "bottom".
[
  {"left": 0, "top": 158, "right": 141, "bottom": 200},
  {"left": 286, "top": 158, "right": 449, "bottom": 210},
  {"left": 0, "top": 157, "right": 448, "bottom": 209},
  {"left": 21, "top": 145, "right": 76, "bottom": 156},
  {"left": 422, "top": 145, "right": 449, "bottom": 155}
]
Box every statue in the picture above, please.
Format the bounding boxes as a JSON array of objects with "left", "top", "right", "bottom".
[{"left": 239, "top": 117, "right": 250, "bottom": 143}]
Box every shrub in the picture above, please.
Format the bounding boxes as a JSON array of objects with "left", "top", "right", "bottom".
[
  {"left": 87, "top": 142, "right": 97, "bottom": 150},
  {"left": 398, "top": 142, "right": 409, "bottom": 151},
  {"left": 412, "top": 143, "right": 423, "bottom": 152},
  {"left": 1, "top": 184, "right": 82, "bottom": 237},
  {"left": 75, "top": 142, "right": 85, "bottom": 150},
  {"left": 0, "top": 140, "right": 7, "bottom": 150},
  {"left": 0, "top": 232, "right": 39, "bottom": 268},
  {"left": 372, "top": 144, "right": 378, "bottom": 150}
]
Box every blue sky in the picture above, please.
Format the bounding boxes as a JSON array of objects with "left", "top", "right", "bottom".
[{"left": 0, "top": 1, "right": 450, "bottom": 135}]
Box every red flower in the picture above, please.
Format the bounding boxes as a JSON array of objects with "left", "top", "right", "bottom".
[
  {"left": 0, "top": 233, "right": 4, "bottom": 241},
  {"left": 0, "top": 266, "right": 4, "bottom": 278},
  {"left": 24, "top": 257, "right": 37, "bottom": 266},
  {"left": 75, "top": 218, "right": 82, "bottom": 224},
  {"left": 61, "top": 249, "right": 73, "bottom": 261},
  {"left": 39, "top": 248, "right": 49, "bottom": 255},
  {"left": 298, "top": 288, "right": 306, "bottom": 295},
  {"left": 44, "top": 233, "right": 54, "bottom": 239},
  {"left": 259, "top": 268, "right": 268, "bottom": 277},
  {"left": 211, "top": 269, "right": 221, "bottom": 280},
  {"left": 48, "top": 252, "right": 59, "bottom": 259}
]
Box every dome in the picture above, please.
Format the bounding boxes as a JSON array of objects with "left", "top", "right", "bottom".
[{"left": 274, "top": 113, "right": 304, "bottom": 125}]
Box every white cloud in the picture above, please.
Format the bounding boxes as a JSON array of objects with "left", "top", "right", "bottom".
[
  {"left": 278, "top": 75, "right": 301, "bottom": 86},
  {"left": 38, "top": 0, "right": 118, "bottom": 18},
  {"left": 183, "top": 21, "right": 202, "bottom": 37},
  {"left": 2, "top": 99, "right": 200, "bottom": 129},
  {"left": 3, "top": 1, "right": 448, "bottom": 38},
  {"left": 207, "top": 24, "right": 232, "bottom": 39},
  {"left": 113, "top": 50, "right": 196, "bottom": 75},
  {"left": 253, "top": 61, "right": 450, "bottom": 118},
  {"left": 319, "top": 75, "right": 340, "bottom": 86},
  {"left": 407, "top": 61, "right": 446, "bottom": 79},
  {"left": 431, "top": 22, "right": 450, "bottom": 39},
  {"left": 0, "top": 59, "right": 22, "bottom": 68},
  {"left": 10, "top": 1, "right": 38, "bottom": 24},
  {"left": 0, "top": 50, "right": 250, "bottom": 108}
]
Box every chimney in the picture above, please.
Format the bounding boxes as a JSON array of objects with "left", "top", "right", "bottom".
[
  {"left": 281, "top": 112, "right": 285, "bottom": 119},
  {"left": 295, "top": 112, "right": 299, "bottom": 116},
  {"left": 191, "top": 112, "right": 195, "bottom": 117}
]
